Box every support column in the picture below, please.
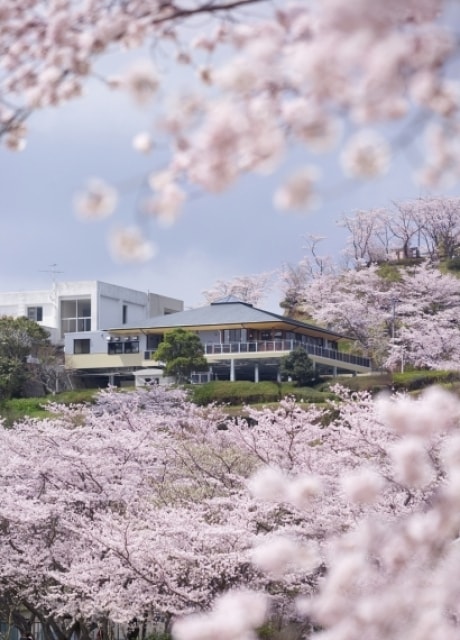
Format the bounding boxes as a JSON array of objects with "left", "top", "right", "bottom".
[
  {"left": 332, "top": 366, "right": 337, "bottom": 376},
  {"left": 230, "top": 359, "right": 235, "bottom": 382},
  {"left": 276, "top": 369, "right": 282, "bottom": 383},
  {"left": 254, "top": 363, "right": 259, "bottom": 383}
]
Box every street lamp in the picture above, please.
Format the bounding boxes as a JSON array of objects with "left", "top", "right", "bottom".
[
  {"left": 390, "top": 297, "right": 405, "bottom": 372},
  {"left": 391, "top": 297, "right": 397, "bottom": 342}
]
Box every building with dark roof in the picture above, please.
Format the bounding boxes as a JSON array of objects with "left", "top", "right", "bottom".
[{"left": 65, "top": 297, "right": 371, "bottom": 386}]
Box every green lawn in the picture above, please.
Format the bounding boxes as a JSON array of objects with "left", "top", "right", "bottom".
[{"left": 2, "top": 370, "right": 459, "bottom": 425}]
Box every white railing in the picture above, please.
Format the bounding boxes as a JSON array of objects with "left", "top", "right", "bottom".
[
  {"left": 144, "top": 342, "right": 371, "bottom": 368},
  {"left": 203, "top": 340, "right": 371, "bottom": 368}
]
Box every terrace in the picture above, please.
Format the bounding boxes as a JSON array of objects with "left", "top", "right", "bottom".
[{"left": 202, "top": 339, "right": 370, "bottom": 369}]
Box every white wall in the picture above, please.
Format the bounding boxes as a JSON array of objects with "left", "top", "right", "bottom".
[
  {"left": 0, "top": 281, "right": 184, "bottom": 347},
  {"left": 148, "top": 293, "right": 183, "bottom": 317},
  {"left": 98, "top": 282, "right": 148, "bottom": 329},
  {"left": 0, "top": 290, "right": 57, "bottom": 328}
]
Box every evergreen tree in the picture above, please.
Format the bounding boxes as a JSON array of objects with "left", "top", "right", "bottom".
[
  {"left": 154, "top": 328, "right": 208, "bottom": 384},
  {"left": 280, "top": 347, "right": 317, "bottom": 387}
]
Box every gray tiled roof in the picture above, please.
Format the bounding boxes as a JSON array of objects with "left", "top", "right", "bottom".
[{"left": 108, "top": 299, "right": 346, "bottom": 339}]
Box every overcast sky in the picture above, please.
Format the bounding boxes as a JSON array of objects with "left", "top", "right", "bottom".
[{"left": 1, "top": 46, "right": 459, "bottom": 313}]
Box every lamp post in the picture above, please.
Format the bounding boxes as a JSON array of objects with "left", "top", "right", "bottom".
[
  {"left": 390, "top": 297, "right": 405, "bottom": 373},
  {"left": 391, "top": 297, "right": 398, "bottom": 343}
]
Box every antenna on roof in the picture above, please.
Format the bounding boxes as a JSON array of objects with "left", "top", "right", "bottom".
[{"left": 39, "top": 263, "right": 63, "bottom": 286}]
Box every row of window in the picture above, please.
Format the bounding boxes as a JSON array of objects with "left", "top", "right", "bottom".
[
  {"left": 108, "top": 340, "right": 139, "bottom": 354},
  {"left": 73, "top": 339, "right": 139, "bottom": 355},
  {"left": 221, "top": 328, "right": 328, "bottom": 347}
]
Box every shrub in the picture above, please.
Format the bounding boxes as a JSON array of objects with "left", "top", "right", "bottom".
[
  {"left": 392, "top": 369, "right": 460, "bottom": 391},
  {"left": 188, "top": 381, "right": 334, "bottom": 407}
]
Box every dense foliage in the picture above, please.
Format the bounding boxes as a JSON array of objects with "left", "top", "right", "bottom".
[
  {"left": 4, "top": 2, "right": 460, "bottom": 639},
  {"left": 153, "top": 328, "right": 208, "bottom": 383},
  {"left": 279, "top": 348, "right": 317, "bottom": 387},
  {"left": 277, "top": 201, "right": 460, "bottom": 371},
  {"left": 0, "top": 315, "right": 52, "bottom": 399},
  {"left": 0, "top": 385, "right": 459, "bottom": 640}
]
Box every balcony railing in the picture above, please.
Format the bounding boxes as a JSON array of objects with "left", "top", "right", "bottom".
[
  {"left": 144, "top": 341, "right": 371, "bottom": 369},
  {"left": 203, "top": 340, "right": 371, "bottom": 368}
]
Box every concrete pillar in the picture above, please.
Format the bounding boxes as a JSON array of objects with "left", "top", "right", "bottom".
[
  {"left": 254, "top": 363, "right": 259, "bottom": 383},
  {"left": 230, "top": 359, "right": 235, "bottom": 382},
  {"left": 332, "top": 366, "right": 337, "bottom": 376},
  {"left": 276, "top": 369, "right": 282, "bottom": 383},
  {"left": 108, "top": 374, "right": 115, "bottom": 386}
]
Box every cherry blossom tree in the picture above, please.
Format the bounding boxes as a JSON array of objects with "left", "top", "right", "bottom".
[
  {"left": 172, "top": 384, "right": 460, "bottom": 639},
  {"left": 303, "top": 262, "right": 460, "bottom": 369},
  {"left": 2, "top": 0, "right": 460, "bottom": 257},
  {"left": 201, "top": 272, "right": 275, "bottom": 306},
  {"left": 276, "top": 199, "right": 460, "bottom": 369},
  {"left": 3, "top": 382, "right": 458, "bottom": 638},
  {"left": 171, "top": 384, "right": 460, "bottom": 639},
  {"left": 338, "top": 197, "right": 460, "bottom": 268}
]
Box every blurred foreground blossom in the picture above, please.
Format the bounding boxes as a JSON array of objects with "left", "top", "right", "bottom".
[
  {"left": 341, "top": 129, "right": 391, "bottom": 179},
  {"left": 109, "top": 226, "right": 156, "bottom": 263},
  {"left": 376, "top": 385, "right": 460, "bottom": 437},
  {"left": 274, "top": 166, "right": 320, "bottom": 211},
  {"left": 248, "top": 466, "right": 322, "bottom": 508},
  {"left": 251, "top": 536, "right": 320, "bottom": 577},
  {"left": 143, "top": 182, "right": 186, "bottom": 227},
  {"left": 121, "top": 60, "right": 159, "bottom": 106},
  {"left": 172, "top": 590, "right": 268, "bottom": 640},
  {"left": 132, "top": 131, "right": 153, "bottom": 154},
  {"left": 74, "top": 178, "right": 118, "bottom": 220},
  {"left": 341, "top": 468, "right": 385, "bottom": 504},
  {"left": 390, "top": 436, "right": 435, "bottom": 489}
]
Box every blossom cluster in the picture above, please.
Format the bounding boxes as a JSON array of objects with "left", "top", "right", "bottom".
[
  {"left": 1, "top": 382, "right": 459, "bottom": 639},
  {"left": 2, "top": 0, "right": 460, "bottom": 245}
]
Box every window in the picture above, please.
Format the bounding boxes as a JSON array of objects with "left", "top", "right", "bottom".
[
  {"left": 147, "top": 335, "right": 162, "bottom": 350},
  {"left": 61, "top": 299, "right": 91, "bottom": 334},
  {"left": 122, "top": 304, "right": 128, "bottom": 324},
  {"left": 108, "top": 338, "right": 139, "bottom": 355},
  {"left": 108, "top": 341, "right": 123, "bottom": 354},
  {"left": 124, "top": 340, "right": 139, "bottom": 354},
  {"left": 27, "top": 306, "right": 43, "bottom": 322},
  {"left": 74, "top": 338, "right": 90, "bottom": 354},
  {"left": 223, "top": 329, "right": 246, "bottom": 343}
]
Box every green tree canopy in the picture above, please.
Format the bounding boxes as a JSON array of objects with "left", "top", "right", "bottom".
[
  {"left": 0, "top": 316, "right": 51, "bottom": 400},
  {"left": 279, "top": 347, "right": 317, "bottom": 387},
  {"left": 153, "top": 328, "right": 208, "bottom": 384}
]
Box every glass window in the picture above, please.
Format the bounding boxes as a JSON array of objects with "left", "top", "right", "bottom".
[
  {"left": 108, "top": 341, "right": 123, "bottom": 354},
  {"left": 108, "top": 340, "right": 139, "bottom": 354},
  {"left": 147, "top": 335, "right": 162, "bottom": 350},
  {"left": 223, "top": 329, "right": 246, "bottom": 343},
  {"left": 61, "top": 299, "right": 91, "bottom": 335},
  {"left": 27, "top": 306, "right": 43, "bottom": 322},
  {"left": 74, "top": 339, "right": 90, "bottom": 354},
  {"left": 124, "top": 340, "right": 139, "bottom": 354}
]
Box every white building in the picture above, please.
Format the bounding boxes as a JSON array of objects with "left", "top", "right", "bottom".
[
  {"left": 0, "top": 281, "right": 183, "bottom": 388},
  {"left": 64, "top": 297, "right": 371, "bottom": 388}
]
